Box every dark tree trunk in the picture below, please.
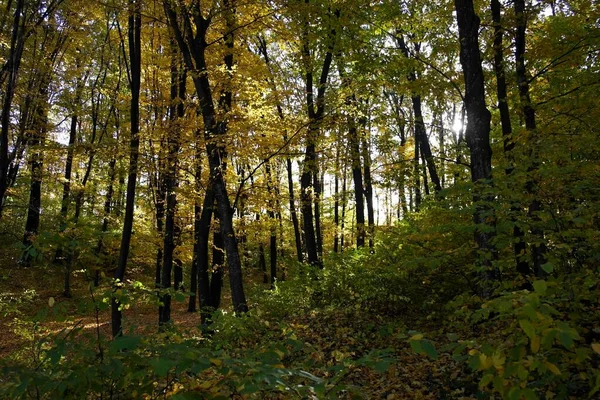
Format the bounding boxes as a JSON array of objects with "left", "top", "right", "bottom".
[
  {"left": 58, "top": 110, "right": 77, "bottom": 294},
  {"left": 299, "top": 6, "right": 338, "bottom": 268},
  {"left": 340, "top": 158, "right": 347, "bottom": 251},
  {"left": 55, "top": 78, "right": 80, "bottom": 273},
  {"left": 265, "top": 161, "right": 277, "bottom": 287},
  {"left": 313, "top": 168, "right": 323, "bottom": 258},
  {"left": 300, "top": 136, "right": 320, "bottom": 266},
  {"left": 514, "top": 0, "right": 547, "bottom": 278},
  {"left": 259, "top": 241, "right": 268, "bottom": 284},
  {"left": 286, "top": 157, "right": 303, "bottom": 263},
  {"left": 413, "top": 128, "right": 421, "bottom": 212},
  {"left": 361, "top": 135, "right": 375, "bottom": 248},
  {"left": 396, "top": 36, "right": 442, "bottom": 194},
  {"left": 455, "top": 0, "right": 498, "bottom": 298},
  {"left": 255, "top": 35, "right": 303, "bottom": 264},
  {"left": 159, "top": 49, "right": 184, "bottom": 326},
  {"left": 164, "top": 0, "right": 248, "bottom": 313},
  {"left": 191, "top": 183, "right": 213, "bottom": 317},
  {"left": 22, "top": 104, "right": 46, "bottom": 265},
  {"left": 0, "top": 0, "right": 25, "bottom": 217},
  {"left": 491, "top": 0, "right": 529, "bottom": 278},
  {"left": 210, "top": 226, "right": 224, "bottom": 309},
  {"left": 333, "top": 144, "right": 340, "bottom": 253},
  {"left": 112, "top": 0, "right": 141, "bottom": 337},
  {"left": 95, "top": 156, "right": 116, "bottom": 286},
  {"left": 154, "top": 167, "right": 165, "bottom": 287}
]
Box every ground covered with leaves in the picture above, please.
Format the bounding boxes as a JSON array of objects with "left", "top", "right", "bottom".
[{"left": 1, "top": 205, "right": 599, "bottom": 399}]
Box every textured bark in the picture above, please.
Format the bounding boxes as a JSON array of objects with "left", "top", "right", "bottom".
[{"left": 455, "top": 0, "right": 498, "bottom": 298}]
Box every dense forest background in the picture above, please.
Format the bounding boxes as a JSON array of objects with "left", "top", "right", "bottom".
[{"left": 0, "top": 0, "right": 599, "bottom": 398}]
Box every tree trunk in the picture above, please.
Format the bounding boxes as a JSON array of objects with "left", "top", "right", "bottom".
[
  {"left": 210, "top": 225, "right": 225, "bottom": 310},
  {"left": 514, "top": 0, "right": 547, "bottom": 278},
  {"left": 396, "top": 36, "right": 442, "bottom": 194},
  {"left": 491, "top": 0, "right": 529, "bottom": 278},
  {"left": 361, "top": 134, "right": 375, "bottom": 248},
  {"left": 0, "top": 0, "right": 25, "bottom": 217},
  {"left": 333, "top": 144, "right": 340, "bottom": 253},
  {"left": 286, "top": 157, "right": 303, "bottom": 263},
  {"left": 112, "top": 0, "right": 141, "bottom": 337},
  {"left": 265, "top": 161, "right": 277, "bottom": 287},
  {"left": 164, "top": 0, "right": 247, "bottom": 313},
  {"left": 191, "top": 182, "right": 213, "bottom": 318},
  {"left": 159, "top": 49, "right": 184, "bottom": 326},
  {"left": 413, "top": 127, "right": 421, "bottom": 212},
  {"left": 340, "top": 158, "right": 347, "bottom": 251},
  {"left": 455, "top": 0, "right": 498, "bottom": 298}
]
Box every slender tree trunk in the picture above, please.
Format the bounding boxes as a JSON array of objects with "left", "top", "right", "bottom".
[
  {"left": 313, "top": 168, "right": 323, "bottom": 258},
  {"left": 165, "top": 0, "right": 247, "bottom": 313},
  {"left": 265, "top": 161, "right": 277, "bottom": 287},
  {"left": 0, "top": 0, "right": 25, "bottom": 217},
  {"left": 286, "top": 157, "right": 303, "bottom": 263},
  {"left": 455, "top": 0, "right": 498, "bottom": 298},
  {"left": 210, "top": 225, "right": 224, "bottom": 309},
  {"left": 255, "top": 35, "right": 303, "bottom": 264},
  {"left": 396, "top": 36, "right": 442, "bottom": 194},
  {"left": 333, "top": 144, "right": 340, "bottom": 253},
  {"left": 95, "top": 156, "right": 116, "bottom": 286},
  {"left": 413, "top": 128, "right": 421, "bottom": 212},
  {"left": 22, "top": 100, "right": 46, "bottom": 265},
  {"left": 192, "top": 182, "right": 213, "bottom": 318},
  {"left": 514, "top": 0, "right": 547, "bottom": 277},
  {"left": 340, "top": 158, "right": 347, "bottom": 251},
  {"left": 159, "top": 50, "right": 184, "bottom": 326},
  {"left": 298, "top": 6, "right": 338, "bottom": 268},
  {"left": 112, "top": 0, "right": 141, "bottom": 337},
  {"left": 55, "top": 80, "right": 79, "bottom": 269},
  {"left": 491, "top": 0, "right": 529, "bottom": 278},
  {"left": 361, "top": 134, "right": 375, "bottom": 248}
]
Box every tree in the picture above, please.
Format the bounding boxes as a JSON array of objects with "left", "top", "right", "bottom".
[
  {"left": 164, "top": 0, "right": 247, "bottom": 313},
  {"left": 112, "top": 0, "right": 142, "bottom": 338},
  {"left": 454, "top": 0, "right": 497, "bottom": 298}
]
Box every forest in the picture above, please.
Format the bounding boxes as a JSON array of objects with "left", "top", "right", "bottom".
[{"left": 0, "top": 0, "right": 598, "bottom": 398}]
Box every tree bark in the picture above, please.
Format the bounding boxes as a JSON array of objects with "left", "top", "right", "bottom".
[
  {"left": 396, "top": 35, "right": 442, "bottom": 194},
  {"left": 164, "top": 0, "right": 248, "bottom": 313},
  {"left": 112, "top": 0, "right": 141, "bottom": 337},
  {"left": 491, "top": 0, "right": 529, "bottom": 279},
  {"left": 0, "top": 0, "right": 25, "bottom": 217},
  {"left": 514, "top": 0, "right": 547, "bottom": 278},
  {"left": 455, "top": 0, "right": 498, "bottom": 298},
  {"left": 159, "top": 48, "right": 185, "bottom": 326}
]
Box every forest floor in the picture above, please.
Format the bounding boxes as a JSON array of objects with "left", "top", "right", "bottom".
[{"left": 0, "top": 258, "right": 480, "bottom": 399}]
